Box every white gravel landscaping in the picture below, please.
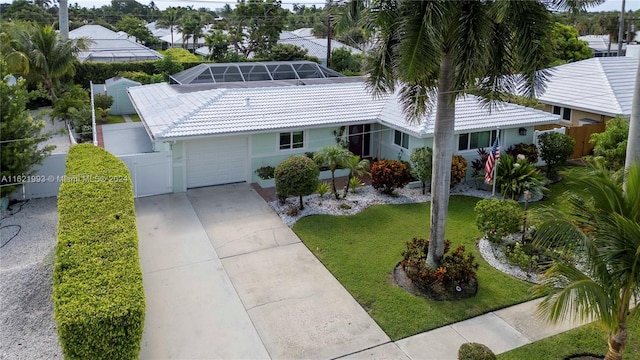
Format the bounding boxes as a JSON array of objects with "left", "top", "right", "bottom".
[
  {"left": 269, "top": 181, "right": 541, "bottom": 228},
  {"left": 268, "top": 181, "right": 544, "bottom": 282},
  {"left": 1, "top": 197, "right": 63, "bottom": 359}
]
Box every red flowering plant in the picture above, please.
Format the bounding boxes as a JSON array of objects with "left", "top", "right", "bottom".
[{"left": 400, "top": 237, "right": 479, "bottom": 300}]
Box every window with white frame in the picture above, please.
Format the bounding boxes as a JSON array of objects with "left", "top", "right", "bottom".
[
  {"left": 552, "top": 105, "right": 571, "bottom": 121},
  {"left": 394, "top": 130, "right": 409, "bottom": 149},
  {"left": 279, "top": 131, "right": 304, "bottom": 150},
  {"left": 458, "top": 130, "right": 497, "bottom": 151}
]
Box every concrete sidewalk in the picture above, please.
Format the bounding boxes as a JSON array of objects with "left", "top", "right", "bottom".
[{"left": 136, "top": 184, "right": 586, "bottom": 360}]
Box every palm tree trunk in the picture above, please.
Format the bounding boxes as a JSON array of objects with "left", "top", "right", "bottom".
[
  {"left": 625, "top": 60, "right": 640, "bottom": 172},
  {"left": 331, "top": 169, "right": 339, "bottom": 199},
  {"left": 605, "top": 328, "right": 627, "bottom": 360},
  {"left": 426, "top": 52, "right": 456, "bottom": 269}
]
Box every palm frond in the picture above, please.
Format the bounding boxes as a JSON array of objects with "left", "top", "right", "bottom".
[
  {"left": 535, "top": 262, "right": 614, "bottom": 326},
  {"left": 451, "top": 0, "right": 491, "bottom": 93},
  {"left": 397, "top": 83, "right": 437, "bottom": 124},
  {"left": 396, "top": 0, "right": 441, "bottom": 85}
]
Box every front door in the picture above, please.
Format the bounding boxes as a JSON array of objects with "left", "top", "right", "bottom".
[{"left": 348, "top": 124, "right": 371, "bottom": 158}]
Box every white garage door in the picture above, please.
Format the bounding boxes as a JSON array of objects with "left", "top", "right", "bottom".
[{"left": 186, "top": 136, "right": 248, "bottom": 188}]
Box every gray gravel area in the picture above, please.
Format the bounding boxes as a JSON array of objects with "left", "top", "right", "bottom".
[
  {"left": 1, "top": 197, "right": 62, "bottom": 359},
  {"left": 32, "top": 108, "right": 71, "bottom": 155}
]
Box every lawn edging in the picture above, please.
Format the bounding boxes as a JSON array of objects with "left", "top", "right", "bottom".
[{"left": 53, "top": 144, "right": 145, "bottom": 359}]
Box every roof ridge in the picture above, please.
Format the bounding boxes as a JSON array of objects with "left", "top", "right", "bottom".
[
  {"left": 598, "top": 58, "right": 627, "bottom": 114},
  {"left": 156, "top": 89, "right": 227, "bottom": 138}
]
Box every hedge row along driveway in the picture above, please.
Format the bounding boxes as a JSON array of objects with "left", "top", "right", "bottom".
[{"left": 53, "top": 144, "right": 145, "bottom": 360}]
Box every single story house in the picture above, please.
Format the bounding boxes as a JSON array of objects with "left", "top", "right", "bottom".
[
  {"left": 538, "top": 56, "right": 637, "bottom": 124},
  {"left": 69, "top": 24, "right": 133, "bottom": 41},
  {"left": 70, "top": 24, "right": 162, "bottom": 63},
  {"left": 577, "top": 35, "right": 626, "bottom": 57},
  {"left": 278, "top": 31, "right": 362, "bottom": 66},
  {"left": 535, "top": 56, "right": 637, "bottom": 157},
  {"left": 127, "top": 64, "right": 560, "bottom": 193}
]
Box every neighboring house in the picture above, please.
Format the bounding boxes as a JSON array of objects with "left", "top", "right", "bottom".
[
  {"left": 70, "top": 24, "right": 162, "bottom": 63},
  {"left": 77, "top": 39, "right": 163, "bottom": 62},
  {"left": 69, "top": 24, "right": 133, "bottom": 41},
  {"left": 539, "top": 57, "right": 636, "bottom": 123},
  {"left": 535, "top": 56, "right": 637, "bottom": 157},
  {"left": 278, "top": 31, "right": 362, "bottom": 66},
  {"left": 92, "top": 77, "right": 142, "bottom": 115},
  {"left": 194, "top": 28, "right": 362, "bottom": 64},
  {"left": 127, "top": 62, "right": 559, "bottom": 192},
  {"left": 578, "top": 35, "right": 626, "bottom": 57}
]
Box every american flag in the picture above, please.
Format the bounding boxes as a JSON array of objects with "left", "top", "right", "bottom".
[{"left": 484, "top": 137, "right": 500, "bottom": 184}]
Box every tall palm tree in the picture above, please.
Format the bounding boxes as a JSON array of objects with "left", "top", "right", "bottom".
[
  {"left": 157, "top": 7, "right": 182, "bottom": 47},
  {"left": 313, "top": 145, "right": 352, "bottom": 199},
  {"left": 533, "top": 162, "right": 640, "bottom": 360},
  {"left": 12, "top": 24, "right": 87, "bottom": 100},
  {"left": 364, "top": 0, "right": 600, "bottom": 269}
]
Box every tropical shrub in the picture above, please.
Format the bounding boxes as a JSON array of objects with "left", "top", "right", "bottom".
[
  {"left": 410, "top": 147, "right": 433, "bottom": 194},
  {"left": 458, "top": 343, "right": 496, "bottom": 360},
  {"left": 343, "top": 154, "right": 370, "bottom": 197},
  {"left": 275, "top": 155, "right": 320, "bottom": 210},
  {"left": 117, "top": 71, "right": 164, "bottom": 85},
  {"left": 471, "top": 148, "right": 489, "bottom": 178},
  {"left": 53, "top": 144, "right": 145, "bottom": 360},
  {"left": 68, "top": 104, "right": 93, "bottom": 142},
  {"left": 589, "top": 115, "right": 629, "bottom": 170},
  {"left": 474, "top": 198, "right": 523, "bottom": 244},
  {"left": 401, "top": 237, "right": 479, "bottom": 300},
  {"left": 93, "top": 93, "right": 113, "bottom": 110},
  {"left": 348, "top": 176, "right": 364, "bottom": 193},
  {"left": 255, "top": 165, "right": 275, "bottom": 180},
  {"left": 451, "top": 155, "right": 468, "bottom": 187},
  {"left": 538, "top": 132, "right": 575, "bottom": 180},
  {"left": 50, "top": 85, "right": 89, "bottom": 122},
  {"left": 505, "top": 143, "right": 539, "bottom": 164},
  {"left": 316, "top": 182, "right": 330, "bottom": 199},
  {"left": 370, "top": 159, "right": 411, "bottom": 195},
  {"left": 496, "top": 154, "right": 546, "bottom": 200},
  {"left": 0, "top": 69, "right": 53, "bottom": 198}
]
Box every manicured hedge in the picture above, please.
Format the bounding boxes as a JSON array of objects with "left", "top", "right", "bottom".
[
  {"left": 53, "top": 144, "right": 145, "bottom": 360},
  {"left": 74, "top": 60, "right": 203, "bottom": 86}
]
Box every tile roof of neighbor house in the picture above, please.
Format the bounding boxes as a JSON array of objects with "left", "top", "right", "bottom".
[
  {"left": 78, "top": 39, "right": 163, "bottom": 62},
  {"left": 69, "top": 25, "right": 127, "bottom": 39},
  {"left": 577, "top": 35, "right": 626, "bottom": 53},
  {"left": 279, "top": 31, "right": 362, "bottom": 60},
  {"left": 129, "top": 81, "right": 560, "bottom": 141},
  {"left": 537, "top": 57, "right": 638, "bottom": 117}
]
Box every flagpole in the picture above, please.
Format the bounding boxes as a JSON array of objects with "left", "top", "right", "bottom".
[{"left": 491, "top": 128, "right": 500, "bottom": 197}]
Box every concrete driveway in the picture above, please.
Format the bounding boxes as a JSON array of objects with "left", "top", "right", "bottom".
[{"left": 135, "top": 184, "right": 393, "bottom": 359}]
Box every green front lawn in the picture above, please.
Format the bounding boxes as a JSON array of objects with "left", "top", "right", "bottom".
[
  {"left": 104, "top": 114, "right": 126, "bottom": 124},
  {"left": 129, "top": 114, "right": 141, "bottom": 122},
  {"left": 498, "top": 317, "right": 640, "bottom": 359},
  {"left": 294, "top": 196, "right": 533, "bottom": 340}
]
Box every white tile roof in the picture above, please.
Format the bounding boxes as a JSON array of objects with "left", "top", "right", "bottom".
[
  {"left": 537, "top": 57, "right": 638, "bottom": 117},
  {"left": 78, "top": 39, "right": 163, "bottom": 62},
  {"left": 129, "top": 81, "right": 560, "bottom": 141},
  {"left": 379, "top": 94, "right": 560, "bottom": 137},
  {"left": 279, "top": 31, "right": 362, "bottom": 60},
  {"left": 69, "top": 25, "right": 123, "bottom": 39}
]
